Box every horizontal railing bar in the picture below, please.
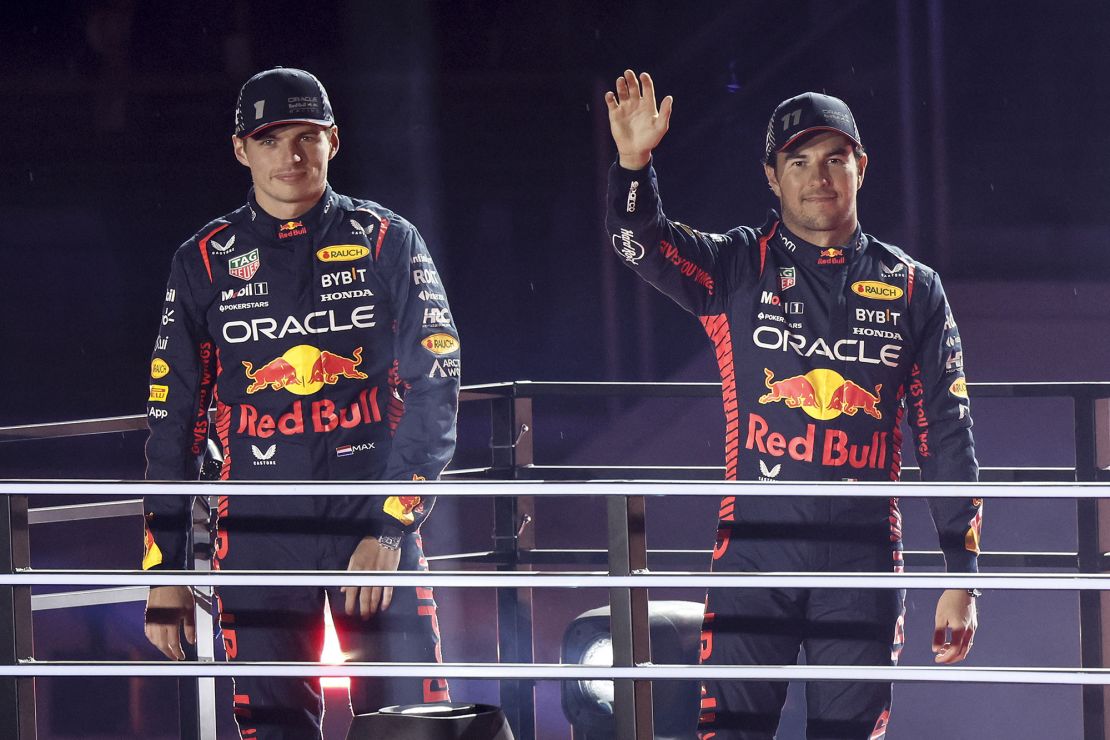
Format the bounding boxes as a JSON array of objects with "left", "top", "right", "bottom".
[
  {"left": 0, "top": 414, "right": 148, "bottom": 441},
  {"left": 2, "top": 480, "right": 1107, "bottom": 498},
  {"left": 518, "top": 466, "right": 1077, "bottom": 483},
  {"left": 1, "top": 381, "right": 1105, "bottom": 442},
  {"left": 30, "top": 586, "right": 149, "bottom": 611},
  {"left": 4, "top": 661, "right": 1110, "bottom": 684},
  {"left": 28, "top": 499, "right": 144, "bottom": 525},
  {"left": 5, "top": 570, "right": 1110, "bottom": 589},
  {"left": 521, "top": 549, "right": 1079, "bottom": 569}
]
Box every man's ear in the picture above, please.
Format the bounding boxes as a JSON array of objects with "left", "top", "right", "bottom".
[
  {"left": 328, "top": 126, "right": 340, "bottom": 160},
  {"left": 232, "top": 135, "right": 250, "bottom": 167},
  {"left": 764, "top": 162, "right": 781, "bottom": 198},
  {"left": 856, "top": 152, "right": 868, "bottom": 190}
]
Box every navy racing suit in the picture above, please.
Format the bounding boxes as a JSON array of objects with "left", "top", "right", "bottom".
[
  {"left": 144, "top": 185, "right": 460, "bottom": 738},
  {"left": 606, "top": 161, "right": 982, "bottom": 740}
]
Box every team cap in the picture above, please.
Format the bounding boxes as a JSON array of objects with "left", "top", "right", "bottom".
[
  {"left": 764, "top": 92, "right": 861, "bottom": 163},
  {"left": 234, "top": 67, "right": 335, "bottom": 138}
]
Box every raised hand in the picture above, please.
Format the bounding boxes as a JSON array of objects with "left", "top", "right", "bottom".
[{"left": 604, "top": 69, "right": 674, "bottom": 170}]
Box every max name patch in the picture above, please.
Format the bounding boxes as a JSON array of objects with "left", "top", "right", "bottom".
[
  {"left": 421, "top": 333, "right": 460, "bottom": 355},
  {"left": 851, "top": 281, "right": 903, "bottom": 301}
]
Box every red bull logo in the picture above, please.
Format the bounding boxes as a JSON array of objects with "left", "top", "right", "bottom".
[
  {"left": 759, "top": 368, "right": 882, "bottom": 420},
  {"left": 384, "top": 494, "right": 424, "bottom": 526},
  {"left": 817, "top": 247, "right": 846, "bottom": 266},
  {"left": 310, "top": 348, "right": 369, "bottom": 384},
  {"left": 278, "top": 220, "right": 307, "bottom": 239},
  {"left": 746, "top": 412, "right": 891, "bottom": 470},
  {"left": 237, "top": 387, "right": 382, "bottom": 438},
  {"left": 243, "top": 345, "right": 367, "bottom": 395}
]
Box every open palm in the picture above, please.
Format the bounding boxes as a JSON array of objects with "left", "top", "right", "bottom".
[{"left": 605, "top": 69, "right": 673, "bottom": 170}]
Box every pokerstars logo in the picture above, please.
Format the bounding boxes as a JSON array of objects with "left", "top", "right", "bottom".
[{"left": 758, "top": 368, "right": 882, "bottom": 421}]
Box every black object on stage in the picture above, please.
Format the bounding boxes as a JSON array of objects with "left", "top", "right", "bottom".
[{"left": 346, "top": 702, "right": 514, "bottom": 740}]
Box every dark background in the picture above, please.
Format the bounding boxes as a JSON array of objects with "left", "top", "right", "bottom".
[{"left": 2, "top": 1, "right": 1109, "bottom": 738}]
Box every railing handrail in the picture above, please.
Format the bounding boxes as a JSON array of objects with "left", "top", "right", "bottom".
[{"left": 1, "top": 379, "right": 1107, "bottom": 441}]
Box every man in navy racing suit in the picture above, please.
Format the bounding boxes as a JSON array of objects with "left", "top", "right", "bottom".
[
  {"left": 604, "top": 70, "right": 982, "bottom": 739},
  {"left": 142, "top": 67, "right": 460, "bottom": 739}
]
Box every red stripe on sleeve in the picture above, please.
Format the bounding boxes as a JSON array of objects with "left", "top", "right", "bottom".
[
  {"left": 197, "top": 224, "right": 230, "bottom": 284},
  {"left": 758, "top": 221, "right": 780, "bottom": 278},
  {"left": 375, "top": 217, "right": 391, "bottom": 261}
]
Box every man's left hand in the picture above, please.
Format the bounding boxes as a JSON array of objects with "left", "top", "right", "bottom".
[
  {"left": 342, "top": 535, "right": 402, "bottom": 620},
  {"left": 932, "top": 588, "right": 978, "bottom": 664}
]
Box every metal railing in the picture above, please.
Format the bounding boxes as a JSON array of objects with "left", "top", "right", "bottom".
[{"left": 1, "top": 380, "right": 1108, "bottom": 739}]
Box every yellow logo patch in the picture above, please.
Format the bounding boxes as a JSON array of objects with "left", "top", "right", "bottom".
[
  {"left": 148, "top": 385, "right": 169, "bottom": 402},
  {"left": 421, "top": 333, "right": 460, "bottom": 355},
  {"left": 851, "top": 281, "right": 904, "bottom": 301},
  {"left": 316, "top": 244, "right": 370, "bottom": 262},
  {"left": 151, "top": 359, "right": 170, "bottom": 379}
]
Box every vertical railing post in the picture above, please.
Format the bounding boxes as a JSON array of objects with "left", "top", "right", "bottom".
[
  {"left": 1, "top": 494, "right": 36, "bottom": 739},
  {"left": 607, "top": 494, "right": 653, "bottom": 740},
  {"left": 191, "top": 496, "right": 217, "bottom": 740},
  {"left": 1076, "top": 393, "right": 1105, "bottom": 740},
  {"left": 491, "top": 392, "right": 535, "bottom": 738},
  {"left": 1080, "top": 393, "right": 1110, "bottom": 740}
]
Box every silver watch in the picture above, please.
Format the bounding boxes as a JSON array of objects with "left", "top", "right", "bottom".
[{"left": 376, "top": 532, "right": 403, "bottom": 551}]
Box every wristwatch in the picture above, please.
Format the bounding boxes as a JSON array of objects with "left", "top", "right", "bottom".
[
  {"left": 376, "top": 530, "right": 403, "bottom": 551},
  {"left": 967, "top": 588, "right": 983, "bottom": 598}
]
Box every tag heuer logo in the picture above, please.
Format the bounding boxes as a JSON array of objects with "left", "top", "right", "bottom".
[
  {"left": 229, "top": 249, "right": 260, "bottom": 281},
  {"left": 779, "top": 267, "right": 796, "bottom": 291}
]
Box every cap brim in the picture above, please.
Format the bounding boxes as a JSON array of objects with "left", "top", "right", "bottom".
[
  {"left": 239, "top": 118, "right": 335, "bottom": 138},
  {"left": 776, "top": 126, "right": 861, "bottom": 153}
]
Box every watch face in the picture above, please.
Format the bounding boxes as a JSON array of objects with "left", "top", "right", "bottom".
[{"left": 377, "top": 534, "right": 402, "bottom": 551}]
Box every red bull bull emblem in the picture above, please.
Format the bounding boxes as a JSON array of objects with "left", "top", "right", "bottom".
[
  {"left": 384, "top": 494, "right": 424, "bottom": 526},
  {"left": 243, "top": 345, "right": 367, "bottom": 395},
  {"left": 817, "top": 247, "right": 845, "bottom": 266},
  {"left": 277, "top": 220, "right": 308, "bottom": 239},
  {"left": 759, "top": 368, "right": 881, "bottom": 420}
]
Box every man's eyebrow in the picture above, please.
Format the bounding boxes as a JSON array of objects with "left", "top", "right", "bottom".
[{"left": 823, "top": 146, "right": 852, "bottom": 156}]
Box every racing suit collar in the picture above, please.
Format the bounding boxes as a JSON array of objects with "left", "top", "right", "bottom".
[
  {"left": 773, "top": 216, "right": 864, "bottom": 267},
  {"left": 245, "top": 184, "right": 338, "bottom": 241}
]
